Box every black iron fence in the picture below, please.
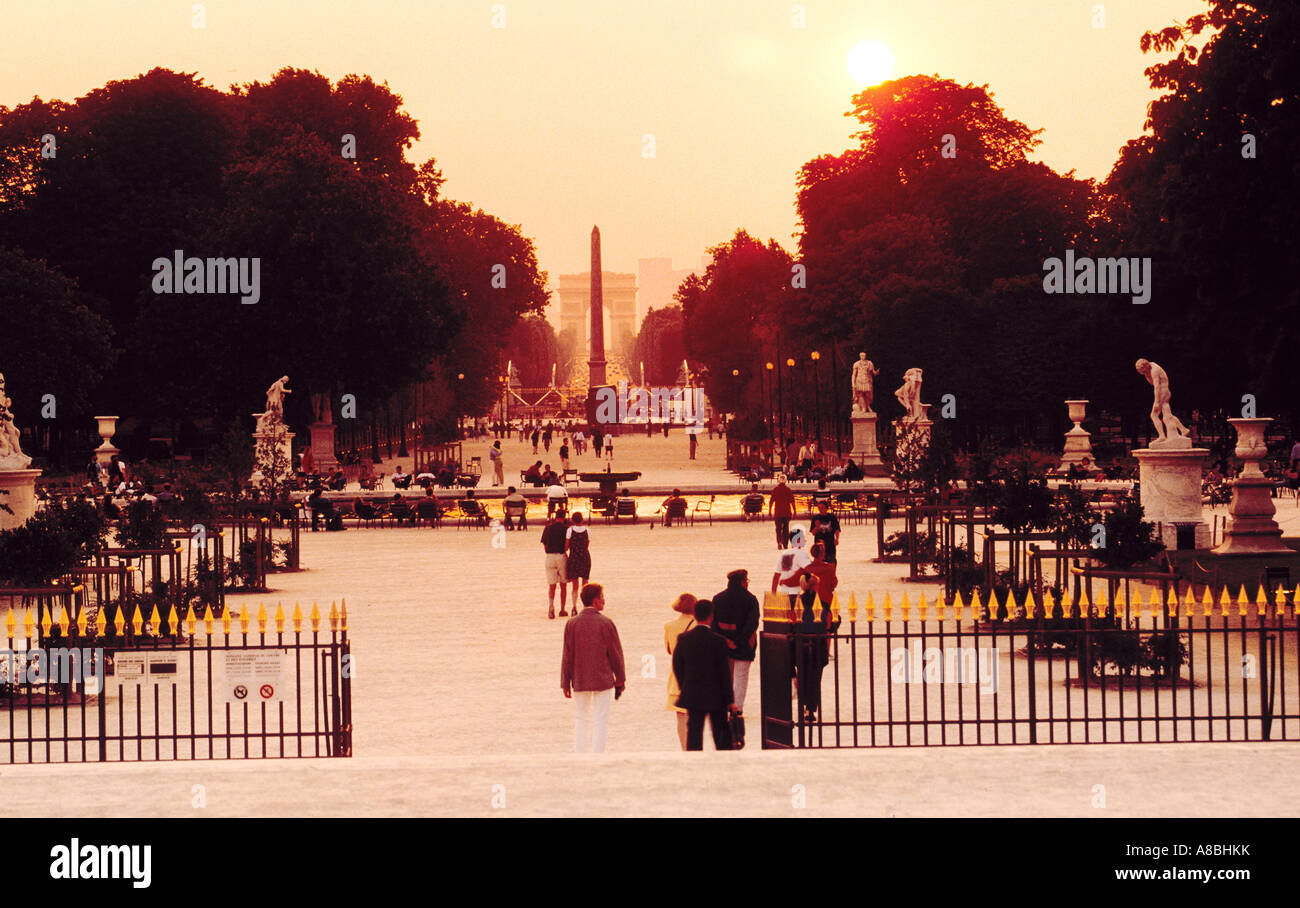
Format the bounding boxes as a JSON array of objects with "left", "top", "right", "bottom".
[
  {"left": 760, "top": 586, "right": 1300, "bottom": 748},
  {"left": 0, "top": 600, "right": 351, "bottom": 762}
]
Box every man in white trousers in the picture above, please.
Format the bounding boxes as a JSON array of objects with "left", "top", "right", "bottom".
[{"left": 561, "top": 583, "right": 626, "bottom": 753}]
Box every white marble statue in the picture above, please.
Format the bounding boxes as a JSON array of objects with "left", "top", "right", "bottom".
[
  {"left": 257, "top": 375, "right": 291, "bottom": 432},
  {"left": 894, "top": 368, "right": 925, "bottom": 421},
  {"left": 1135, "top": 359, "right": 1190, "bottom": 445},
  {"left": 851, "top": 353, "right": 880, "bottom": 414},
  {"left": 0, "top": 373, "right": 32, "bottom": 469}
]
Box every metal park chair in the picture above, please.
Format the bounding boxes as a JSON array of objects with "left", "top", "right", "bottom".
[{"left": 690, "top": 495, "right": 715, "bottom": 526}]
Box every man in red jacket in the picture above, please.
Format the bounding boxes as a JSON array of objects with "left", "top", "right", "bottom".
[
  {"left": 561, "top": 583, "right": 626, "bottom": 753},
  {"left": 768, "top": 473, "right": 796, "bottom": 548}
]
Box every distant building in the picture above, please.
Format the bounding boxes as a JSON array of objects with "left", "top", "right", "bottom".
[
  {"left": 557, "top": 271, "right": 637, "bottom": 357},
  {"left": 637, "top": 257, "right": 697, "bottom": 325}
]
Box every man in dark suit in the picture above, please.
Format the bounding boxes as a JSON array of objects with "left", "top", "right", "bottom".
[{"left": 672, "top": 598, "right": 736, "bottom": 751}]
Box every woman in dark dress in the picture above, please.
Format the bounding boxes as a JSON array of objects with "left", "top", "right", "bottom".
[{"left": 565, "top": 511, "right": 593, "bottom": 603}]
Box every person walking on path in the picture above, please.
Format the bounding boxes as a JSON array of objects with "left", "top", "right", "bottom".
[
  {"left": 592, "top": 428, "right": 604, "bottom": 459},
  {"left": 561, "top": 583, "right": 626, "bottom": 753},
  {"left": 806, "top": 542, "right": 839, "bottom": 611},
  {"left": 672, "top": 597, "right": 736, "bottom": 751},
  {"left": 664, "top": 593, "right": 698, "bottom": 750},
  {"left": 772, "top": 527, "right": 813, "bottom": 604},
  {"left": 688, "top": 430, "right": 698, "bottom": 461},
  {"left": 809, "top": 499, "right": 842, "bottom": 564},
  {"left": 769, "top": 474, "right": 796, "bottom": 548},
  {"left": 565, "top": 512, "right": 592, "bottom": 603},
  {"left": 489, "top": 440, "right": 504, "bottom": 487},
  {"left": 711, "top": 569, "right": 759, "bottom": 748},
  {"left": 531, "top": 428, "right": 540, "bottom": 454},
  {"left": 559, "top": 438, "right": 571, "bottom": 473},
  {"left": 541, "top": 510, "right": 570, "bottom": 618},
  {"left": 604, "top": 434, "right": 614, "bottom": 461}
]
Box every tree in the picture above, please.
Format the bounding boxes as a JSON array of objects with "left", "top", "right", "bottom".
[
  {"left": 1105, "top": 0, "right": 1300, "bottom": 426},
  {"left": 632, "top": 306, "right": 685, "bottom": 387},
  {"left": 679, "top": 231, "right": 794, "bottom": 423},
  {"left": 506, "top": 316, "right": 559, "bottom": 388},
  {"left": 795, "top": 76, "right": 1104, "bottom": 445},
  {"left": 0, "top": 247, "right": 115, "bottom": 464}
]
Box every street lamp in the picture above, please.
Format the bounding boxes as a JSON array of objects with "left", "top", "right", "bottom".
[
  {"left": 785, "top": 358, "right": 796, "bottom": 440},
  {"left": 765, "top": 362, "right": 775, "bottom": 451},
  {"left": 810, "top": 351, "right": 821, "bottom": 450}
]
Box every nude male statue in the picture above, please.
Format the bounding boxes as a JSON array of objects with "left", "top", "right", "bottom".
[
  {"left": 264, "top": 376, "right": 291, "bottom": 418},
  {"left": 1135, "top": 359, "right": 1190, "bottom": 442},
  {"left": 851, "top": 353, "right": 880, "bottom": 413},
  {"left": 894, "top": 368, "right": 924, "bottom": 421}
]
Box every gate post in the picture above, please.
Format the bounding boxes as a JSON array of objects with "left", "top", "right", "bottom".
[{"left": 759, "top": 592, "right": 795, "bottom": 748}]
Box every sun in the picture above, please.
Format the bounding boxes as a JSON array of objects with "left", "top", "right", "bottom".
[{"left": 847, "top": 40, "right": 895, "bottom": 87}]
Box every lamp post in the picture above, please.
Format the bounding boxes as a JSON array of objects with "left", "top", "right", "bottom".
[
  {"left": 810, "top": 351, "right": 821, "bottom": 451},
  {"left": 765, "top": 361, "right": 775, "bottom": 452},
  {"left": 785, "top": 357, "right": 796, "bottom": 441},
  {"left": 456, "top": 372, "right": 464, "bottom": 437}
]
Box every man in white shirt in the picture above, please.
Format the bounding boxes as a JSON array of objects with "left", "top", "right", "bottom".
[
  {"left": 547, "top": 481, "right": 569, "bottom": 519},
  {"left": 771, "top": 527, "right": 813, "bottom": 604}
]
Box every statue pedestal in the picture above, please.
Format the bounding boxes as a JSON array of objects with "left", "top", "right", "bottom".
[
  {"left": 1132, "top": 440, "right": 1209, "bottom": 549},
  {"left": 308, "top": 422, "right": 338, "bottom": 471},
  {"left": 849, "top": 411, "right": 888, "bottom": 476},
  {"left": 1058, "top": 400, "right": 1094, "bottom": 471},
  {"left": 0, "top": 468, "right": 42, "bottom": 531},
  {"left": 1213, "top": 418, "right": 1290, "bottom": 556},
  {"left": 251, "top": 418, "right": 295, "bottom": 485}
]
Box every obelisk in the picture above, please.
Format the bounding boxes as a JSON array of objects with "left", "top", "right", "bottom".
[
  {"left": 586, "top": 225, "right": 611, "bottom": 428},
  {"left": 588, "top": 226, "right": 607, "bottom": 387}
]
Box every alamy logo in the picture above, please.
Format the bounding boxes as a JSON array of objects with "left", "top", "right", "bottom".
[
  {"left": 1042, "top": 249, "right": 1151, "bottom": 304},
  {"left": 890, "top": 642, "right": 999, "bottom": 694},
  {"left": 151, "top": 249, "right": 261, "bottom": 304},
  {"left": 1, "top": 647, "right": 103, "bottom": 687},
  {"left": 49, "top": 839, "right": 151, "bottom": 888},
  {"left": 592, "top": 380, "right": 706, "bottom": 427}
]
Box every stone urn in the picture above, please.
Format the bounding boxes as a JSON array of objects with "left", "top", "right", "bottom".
[
  {"left": 1066, "top": 400, "right": 1088, "bottom": 430},
  {"left": 93, "top": 415, "right": 120, "bottom": 464},
  {"left": 1213, "top": 417, "right": 1289, "bottom": 555},
  {"left": 1230, "top": 417, "right": 1269, "bottom": 477},
  {"left": 1059, "top": 400, "right": 1094, "bottom": 471}
]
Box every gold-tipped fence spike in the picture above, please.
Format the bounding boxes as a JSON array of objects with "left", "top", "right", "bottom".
[
  {"left": 1237, "top": 587, "right": 1250, "bottom": 616},
  {"left": 1026, "top": 590, "right": 1039, "bottom": 619},
  {"left": 899, "top": 592, "right": 911, "bottom": 622},
  {"left": 167, "top": 605, "right": 180, "bottom": 636},
  {"left": 1201, "top": 587, "right": 1214, "bottom": 617},
  {"left": 310, "top": 601, "right": 321, "bottom": 632},
  {"left": 970, "top": 588, "right": 983, "bottom": 619},
  {"left": 42, "top": 607, "right": 56, "bottom": 636},
  {"left": 328, "top": 601, "right": 339, "bottom": 632},
  {"left": 934, "top": 593, "right": 946, "bottom": 622},
  {"left": 864, "top": 592, "right": 876, "bottom": 623},
  {"left": 1218, "top": 587, "right": 1231, "bottom": 615},
  {"left": 917, "top": 592, "right": 928, "bottom": 622},
  {"left": 185, "top": 606, "right": 197, "bottom": 636},
  {"left": 953, "top": 589, "right": 966, "bottom": 618},
  {"left": 221, "top": 607, "right": 232, "bottom": 635},
  {"left": 341, "top": 599, "right": 348, "bottom": 631},
  {"left": 22, "top": 607, "right": 34, "bottom": 637},
  {"left": 130, "top": 605, "right": 142, "bottom": 635},
  {"left": 881, "top": 592, "right": 893, "bottom": 622},
  {"left": 5, "top": 608, "right": 15, "bottom": 636},
  {"left": 75, "top": 607, "right": 87, "bottom": 637},
  {"left": 846, "top": 592, "right": 859, "bottom": 623},
  {"left": 95, "top": 607, "right": 107, "bottom": 635},
  {"left": 146, "top": 603, "right": 159, "bottom": 634},
  {"left": 113, "top": 606, "right": 125, "bottom": 635},
  {"left": 292, "top": 602, "right": 303, "bottom": 633},
  {"left": 202, "top": 607, "right": 214, "bottom": 635}
]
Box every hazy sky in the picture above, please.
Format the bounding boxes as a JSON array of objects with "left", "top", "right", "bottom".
[{"left": 4, "top": 0, "right": 1196, "bottom": 303}]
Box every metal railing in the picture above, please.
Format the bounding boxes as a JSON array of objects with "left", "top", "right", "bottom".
[{"left": 759, "top": 586, "right": 1300, "bottom": 748}]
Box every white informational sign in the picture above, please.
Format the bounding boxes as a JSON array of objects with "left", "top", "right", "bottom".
[
  {"left": 113, "top": 652, "right": 181, "bottom": 686},
  {"left": 221, "top": 650, "right": 288, "bottom": 703}
]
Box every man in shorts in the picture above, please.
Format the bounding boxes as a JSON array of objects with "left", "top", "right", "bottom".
[{"left": 542, "top": 508, "right": 570, "bottom": 618}]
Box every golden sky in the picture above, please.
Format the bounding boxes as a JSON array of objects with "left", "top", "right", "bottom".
[{"left": 4, "top": 0, "right": 1196, "bottom": 296}]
